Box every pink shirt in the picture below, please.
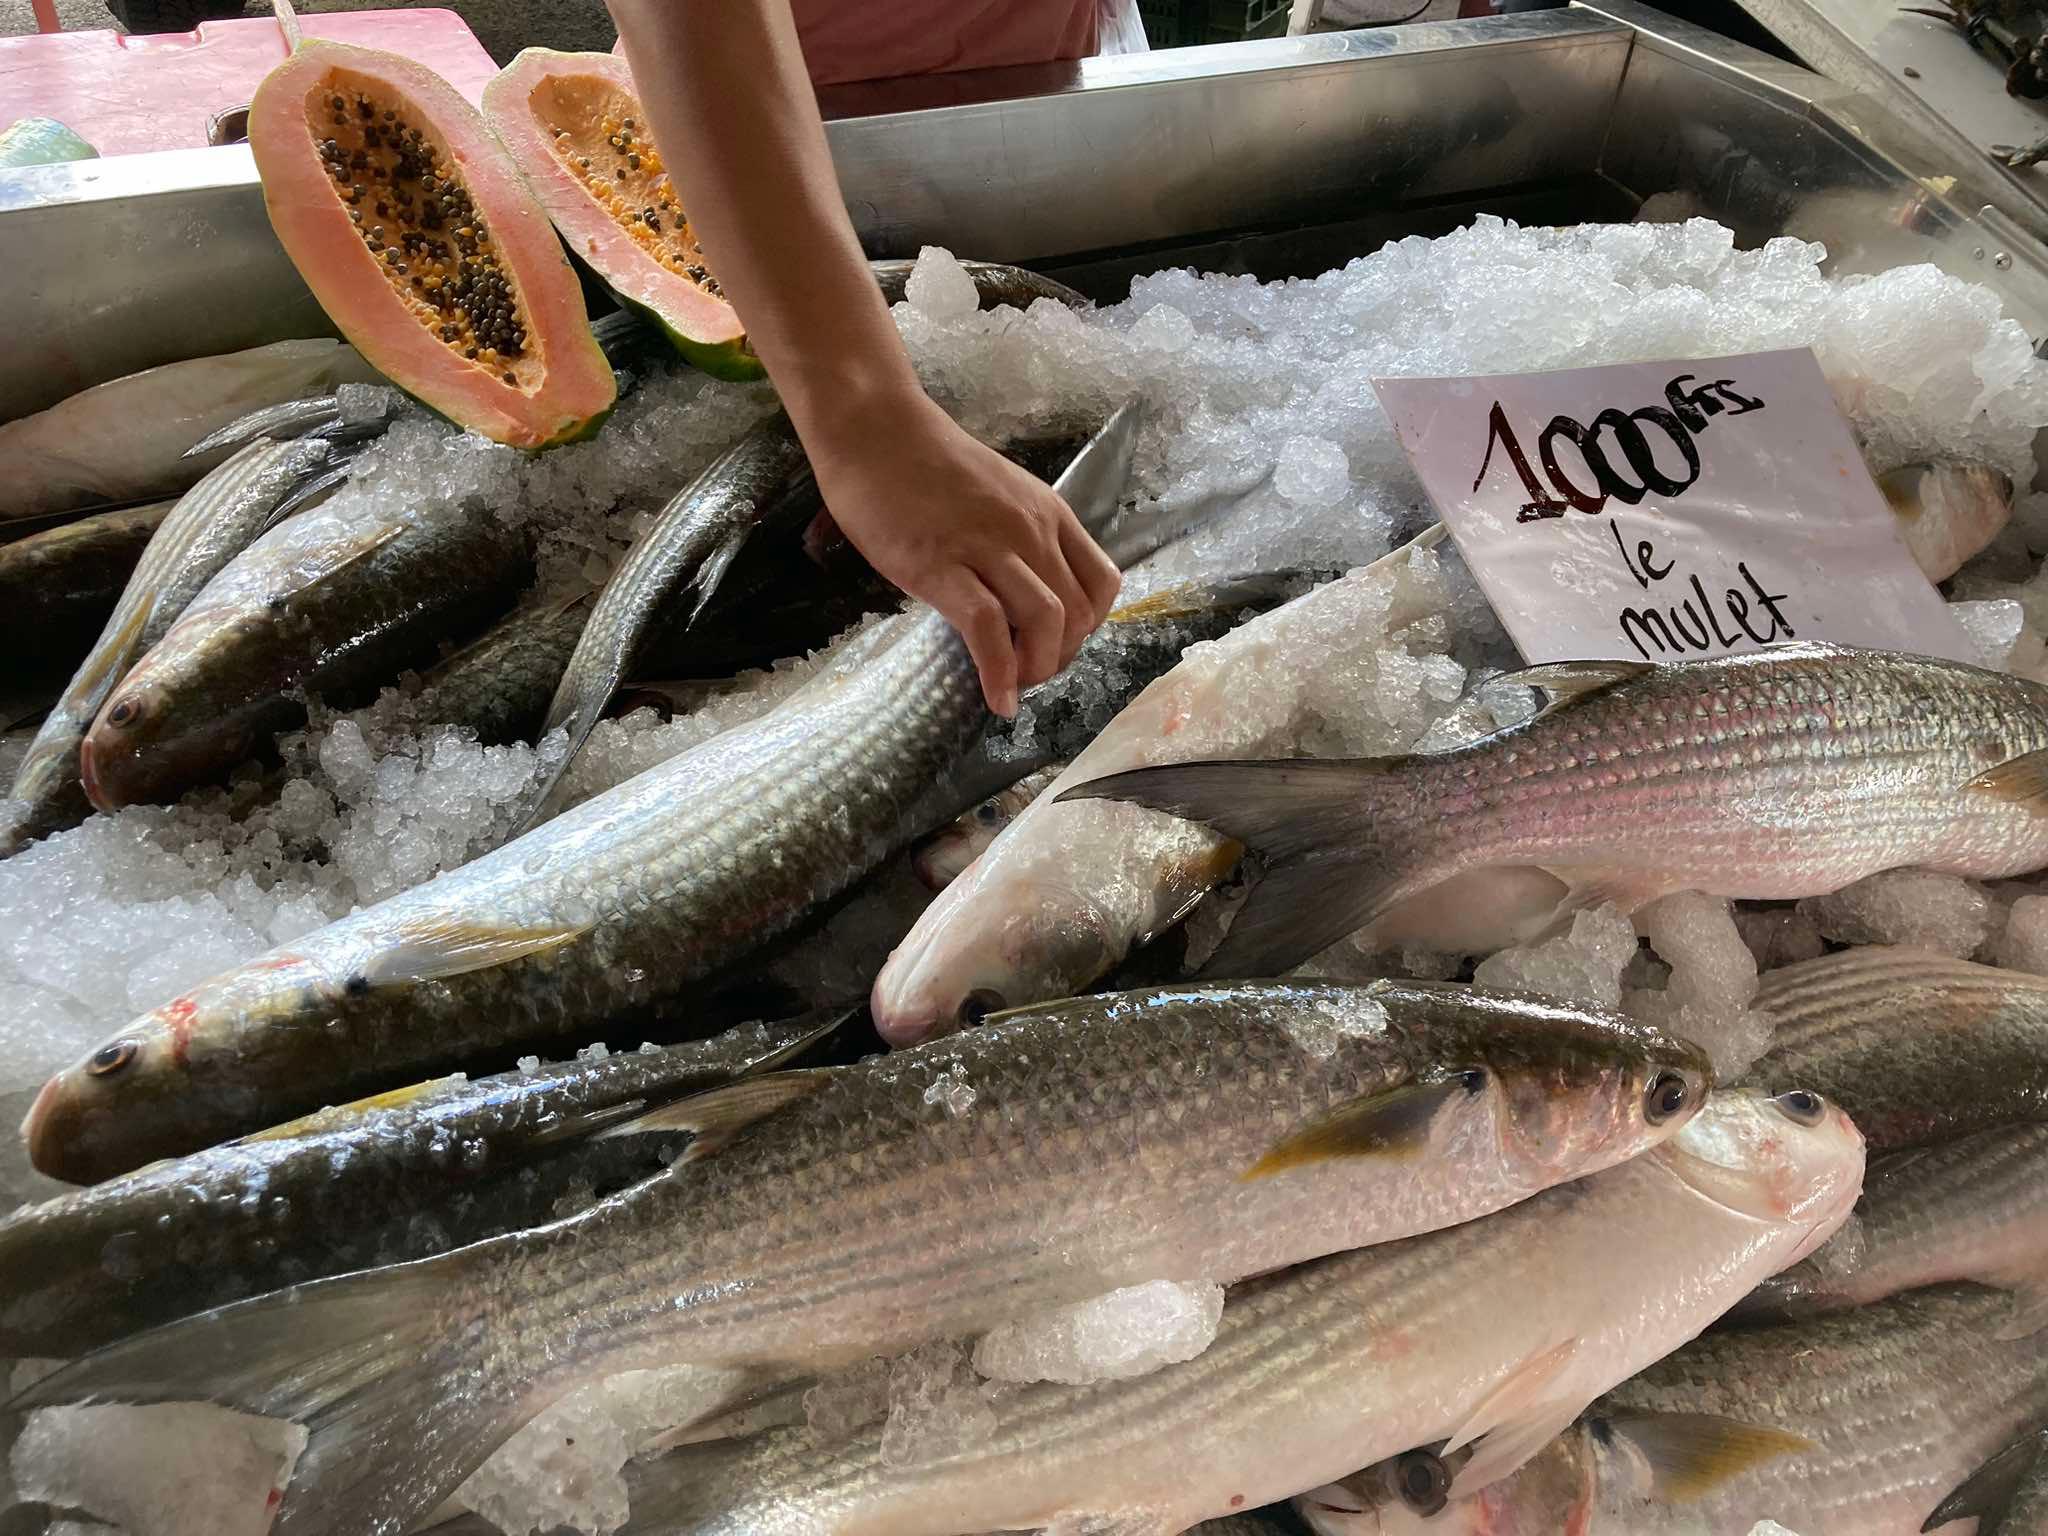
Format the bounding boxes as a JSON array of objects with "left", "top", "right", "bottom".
[{"left": 786, "top": 0, "right": 1099, "bottom": 85}]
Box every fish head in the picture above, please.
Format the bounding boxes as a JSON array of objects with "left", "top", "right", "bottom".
[
  {"left": 909, "top": 797, "right": 1009, "bottom": 892},
  {"left": 1425, "top": 992, "right": 1714, "bottom": 1182},
  {"left": 83, "top": 640, "right": 276, "bottom": 812},
  {"left": 1294, "top": 1437, "right": 1595, "bottom": 1535},
  {"left": 873, "top": 874, "right": 1123, "bottom": 1046},
  {"left": 1654, "top": 1084, "right": 1866, "bottom": 1256},
  {"left": 21, "top": 960, "right": 325, "bottom": 1183}
]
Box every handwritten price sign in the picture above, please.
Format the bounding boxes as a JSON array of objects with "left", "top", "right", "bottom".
[{"left": 1374, "top": 349, "right": 1974, "bottom": 666}]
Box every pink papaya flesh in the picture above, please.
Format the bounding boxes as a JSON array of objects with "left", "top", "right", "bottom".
[
  {"left": 483, "top": 49, "right": 761, "bottom": 382},
  {"left": 249, "top": 41, "right": 617, "bottom": 449}
]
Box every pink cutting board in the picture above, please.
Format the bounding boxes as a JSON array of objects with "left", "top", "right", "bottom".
[{"left": 0, "top": 9, "right": 498, "bottom": 158}]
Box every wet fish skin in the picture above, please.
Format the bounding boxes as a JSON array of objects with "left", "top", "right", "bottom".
[
  {"left": 0, "top": 1014, "right": 834, "bottom": 1358},
  {"left": 521, "top": 413, "right": 810, "bottom": 827},
  {"left": 400, "top": 591, "right": 598, "bottom": 746},
  {"left": 0, "top": 338, "right": 384, "bottom": 520},
  {"left": 11, "top": 981, "right": 1712, "bottom": 1536},
  {"left": 875, "top": 536, "right": 1464, "bottom": 1044},
  {"left": 0, "top": 498, "right": 173, "bottom": 704},
  {"left": 913, "top": 762, "right": 1066, "bottom": 890},
  {"left": 26, "top": 413, "right": 1138, "bottom": 1180},
  {"left": 1740, "top": 1122, "right": 2048, "bottom": 1329},
  {"left": 616, "top": 1086, "right": 1855, "bottom": 1536},
  {"left": 3, "top": 437, "right": 346, "bottom": 855},
  {"left": 1401, "top": 1287, "right": 2048, "bottom": 1536},
  {"left": 77, "top": 470, "right": 537, "bottom": 811},
  {"left": 1060, "top": 644, "right": 2048, "bottom": 979},
  {"left": 1740, "top": 945, "right": 2048, "bottom": 1150}
]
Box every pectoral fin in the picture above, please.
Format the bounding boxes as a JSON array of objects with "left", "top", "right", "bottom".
[
  {"left": 1602, "top": 1412, "right": 1815, "bottom": 1504},
  {"left": 1442, "top": 1337, "right": 1584, "bottom": 1493},
  {"left": 596, "top": 1071, "right": 826, "bottom": 1163},
  {"left": 360, "top": 915, "right": 594, "bottom": 986},
  {"left": 1244, "top": 1077, "right": 1469, "bottom": 1180},
  {"left": 1967, "top": 748, "right": 2048, "bottom": 812}
]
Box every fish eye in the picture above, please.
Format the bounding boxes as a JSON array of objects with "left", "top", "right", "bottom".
[
  {"left": 1387, "top": 1449, "right": 1451, "bottom": 1515},
  {"left": 1644, "top": 1070, "right": 1691, "bottom": 1125},
  {"left": 87, "top": 1039, "right": 138, "bottom": 1076},
  {"left": 1772, "top": 1088, "right": 1827, "bottom": 1126},
  {"left": 960, "top": 988, "right": 1006, "bottom": 1026},
  {"left": 974, "top": 800, "right": 1002, "bottom": 825},
  {"left": 1458, "top": 1067, "right": 1487, "bottom": 1095},
  {"left": 105, "top": 697, "right": 143, "bottom": 728}
]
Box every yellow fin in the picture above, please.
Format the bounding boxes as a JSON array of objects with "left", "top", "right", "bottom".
[
  {"left": 596, "top": 1071, "right": 826, "bottom": 1164},
  {"left": 1243, "top": 1078, "right": 1467, "bottom": 1180},
  {"left": 233, "top": 1074, "right": 465, "bottom": 1143},
  {"left": 360, "top": 915, "right": 594, "bottom": 986},
  {"left": 1603, "top": 1412, "right": 1814, "bottom": 1503},
  {"left": 1967, "top": 748, "right": 2048, "bottom": 811}
]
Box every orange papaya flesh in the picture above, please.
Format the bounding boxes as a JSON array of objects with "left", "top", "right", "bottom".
[
  {"left": 249, "top": 41, "right": 616, "bottom": 449},
  {"left": 484, "top": 50, "right": 761, "bottom": 383}
]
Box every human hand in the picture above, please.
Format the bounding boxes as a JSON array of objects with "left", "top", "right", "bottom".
[{"left": 806, "top": 387, "right": 1122, "bottom": 717}]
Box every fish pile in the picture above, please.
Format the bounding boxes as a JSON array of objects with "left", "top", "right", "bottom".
[{"left": 3, "top": 223, "right": 2048, "bottom": 1536}]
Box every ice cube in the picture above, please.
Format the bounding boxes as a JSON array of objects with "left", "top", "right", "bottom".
[
  {"left": 1473, "top": 904, "right": 1638, "bottom": 1010},
  {"left": 1999, "top": 894, "right": 2048, "bottom": 974},
  {"left": 973, "top": 1281, "right": 1226, "bottom": 1385},
  {"left": 1799, "top": 870, "right": 1999, "bottom": 958}
]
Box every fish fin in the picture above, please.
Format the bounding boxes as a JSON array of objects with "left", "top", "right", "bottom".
[
  {"left": 1995, "top": 1272, "right": 2048, "bottom": 1341},
  {"left": 1245, "top": 1078, "right": 1469, "bottom": 1179},
  {"left": 7, "top": 1246, "right": 532, "bottom": 1536},
  {"left": 281, "top": 520, "right": 408, "bottom": 592},
  {"left": 1500, "top": 659, "right": 1652, "bottom": 715},
  {"left": 1441, "top": 1337, "right": 1583, "bottom": 1484},
  {"left": 595, "top": 1071, "right": 826, "bottom": 1160},
  {"left": 360, "top": 915, "right": 593, "bottom": 986},
  {"left": 232, "top": 1074, "right": 467, "bottom": 1143},
  {"left": 259, "top": 460, "right": 350, "bottom": 531},
  {"left": 1057, "top": 758, "right": 1421, "bottom": 976},
  {"left": 1602, "top": 1412, "right": 1814, "bottom": 1504},
  {"left": 1104, "top": 568, "right": 1306, "bottom": 626},
  {"left": 1967, "top": 748, "right": 2048, "bottom": 811},
  {"left": 1923, "top": 1428, "right": 2048, "bottom": 1533}
]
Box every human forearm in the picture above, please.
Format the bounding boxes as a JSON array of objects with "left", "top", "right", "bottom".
[{"left": 606, "top": 0, "right": 921, "bottom": 440}]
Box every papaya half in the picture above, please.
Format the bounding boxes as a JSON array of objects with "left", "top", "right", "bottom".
[
  {"left": 483, "top": 49, "right": 762, "bottom": 383},
  {"left": 249, "top": 41, "right": 616, "bottom": 449}
]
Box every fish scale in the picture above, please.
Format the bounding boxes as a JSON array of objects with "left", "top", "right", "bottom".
[
  {"left": 1062, "top": 645, "right": 2048, "bottom": 979},
  {"left": 1743, "top": 1123, "right": 2048, "bottom": 1322},
  {"left": 1742, "top": 946, "right": 2048, "bottom": 1150},
  {"left": 25, "top": 607, "right": 980, "bottom": 1181},
  {"left": 617, "top": 1088, "right": 1855, "bottom": 1536},
  {"left": 1577, "top": 1287, "right": 2048, "bottom": 1534},
  {"left": 12, "top": 980, "right": 1706, "bottom": 1536}
]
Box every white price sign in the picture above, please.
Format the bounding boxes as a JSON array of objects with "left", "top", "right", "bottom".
[{"left": 1372, "top": 348, "right": 1975, "bottom": 666}]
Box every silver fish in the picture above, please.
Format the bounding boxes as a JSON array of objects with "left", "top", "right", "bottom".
[
  {"left": 10, "top": 980, "right": 1711, "bottom": 1536},
  {"left": 1741, "top": 1123, "right": 2048, "bottom": 1336},
  {"left": 912, "top": 763, "right": 1067, "bottom": 890},
  {"left": 520, "top": 413, "right": 810, "bottom": 830},
  {"left": 2, "top": 437, "right": 350, "bottom": 856},
  {"left": 23, "top": 407, "right": 1140, "bottom": 1181},
  {"left": 1059, "top": 645, "right": 2048, "bottom": 980},
  {"left": 1365, "top": 1286, "right": 2048, "bottom": 1536},
  {"left": 399, "top": 590, "right": 598, "bottom": 746},
  {"left": 0, "top": 338, "right": 384, "bottom": 519},
  {"left": 1740, "top": 945, "right": 2048, "bottom": 1150},
  {"left": 616, "top": 1086, "right": 1856, "bottom": 1535},
  {"left": 0, "top": 1011, "right": 838, "bottom": 1358}
]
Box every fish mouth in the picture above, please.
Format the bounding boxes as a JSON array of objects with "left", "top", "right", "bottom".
[
  {"left": 77, "top": 736, "right": 116, "bottom": 814},
  {"left": 20, "top": 1071, "right": 87, "bottom": 1183}
]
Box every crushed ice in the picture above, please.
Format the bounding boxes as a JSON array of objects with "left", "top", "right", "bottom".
[{"left": 973, "top": 1280, "right": 1226, "bottom": 1385}]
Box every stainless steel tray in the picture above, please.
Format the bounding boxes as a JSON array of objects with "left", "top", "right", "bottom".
[{"left": 4, "top": 0, "right": 2046, "bottom": 423}]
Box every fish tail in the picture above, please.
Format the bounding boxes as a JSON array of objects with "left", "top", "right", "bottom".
[
  {"left": 8, "top": 1241, "right": 537, "bottom": 1536},
  {"left": 1056, "top": 756, "right": 1426, "bottom": 976}
]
